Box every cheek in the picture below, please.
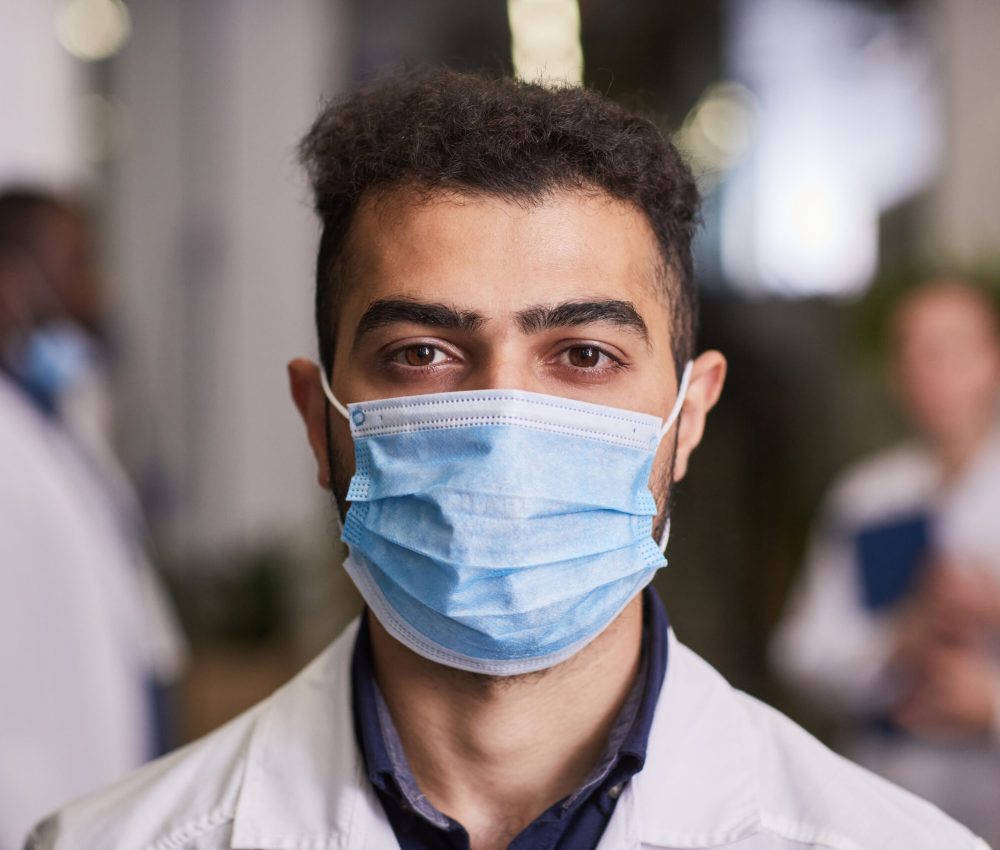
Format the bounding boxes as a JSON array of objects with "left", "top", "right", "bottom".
[
  {"left": 327, "top": 417, "right": 357, "bottom": 499},
  {"left": 907, "top": 357, "right": 998, "bottom": 413},
  {"left": 966, "top": 355, "right": 1000, "bottom": 399},
  {"left": 647, "top": 435, "right": 677, "bottom": 507}
]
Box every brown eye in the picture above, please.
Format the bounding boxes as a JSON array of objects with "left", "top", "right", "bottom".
[
  {"left": 403, "top": 344, "right": 438, "bottom": 367},
  {"left": 568, "top": 346, "right": 602, "bottom": 368}
]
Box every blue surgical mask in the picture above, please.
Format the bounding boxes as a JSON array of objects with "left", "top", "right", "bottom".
[
  {"left": 8, "top": 322, "right": 94, "bottom": 415},
  {"left": 321, "top": 364, "right": 692, "bottom": 676}
]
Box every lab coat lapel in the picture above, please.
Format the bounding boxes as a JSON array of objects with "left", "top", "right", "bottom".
[
  {"left": 628, "top": 630, "right": 763, "bottom": 848},
  {"left": 230, "top": 621, "right": 763, "bottom": 849},
  {"left": 230, "top": 620, "right": 399, "bottom": 850}
]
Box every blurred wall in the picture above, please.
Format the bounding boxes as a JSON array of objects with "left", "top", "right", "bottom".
[
  {"left": 107, "top": 0, "right": 347, "bottom": 560},
  {"left": 0, "top": 0, "right": 85, "bottom": 185},
  {"left": 923, "top": 0, "right": 1000, "bottom": 263}
]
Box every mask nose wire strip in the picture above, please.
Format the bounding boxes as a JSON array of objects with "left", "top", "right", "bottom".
[
  {"left": 322, "top": 358, "right": 693, "bottom": 435},
  {"left": 319, "top": 363, "right": 351, "bottom": 421},
  {"left": 659, "top": 360, "right": 693, "bottom": 440}
]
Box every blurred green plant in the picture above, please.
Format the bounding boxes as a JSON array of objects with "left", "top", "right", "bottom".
[{"left": 156, "top": 543, "right": 297, "bottom": 643}]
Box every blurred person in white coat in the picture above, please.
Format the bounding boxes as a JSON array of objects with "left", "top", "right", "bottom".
[
  {"left": 0, "top": 190, "right": 185, "bottom": 849},
  {"left": 772, "top": 279, "right": 1000, "bottom": 843},
  {"left": 27, "top": 73, "right": 988, "bottom": 850},
  {"left": 0, "top": 189, "right": 123, "bottom": 494}
]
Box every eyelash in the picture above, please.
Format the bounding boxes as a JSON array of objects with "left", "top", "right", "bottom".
[
  {"left": 381, "top": 342, "right": 627, "bottom": 375},
  {"left": 383, "top": 342, "right": 457, "bottom": 371},
  {"left": 571, "top": 346, "right": 622, "bottom": 365}
]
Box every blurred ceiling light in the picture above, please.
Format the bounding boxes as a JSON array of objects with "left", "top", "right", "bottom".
[
  {"left": 508, "top": 0, "right": 583, "bottom": 86},
  {"left": 676, "top": 82, "right": 756, "bottom": 184},
  {"left": 719, "top": 0, "right": 940, "bottom": 298},
  {"left": 729, "top": 160, "right": 877, "bottom": 297},
  {"left": 56, "top": 0, "right": 131, "bottom": 63}
]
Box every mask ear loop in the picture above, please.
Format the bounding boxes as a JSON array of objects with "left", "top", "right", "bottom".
[
  {"left": 317, "top": 361, "right": 350, "bottom": 535},
  {"left": 658, "top": 360, "right": 693, "bottom": 441},
  {"left": 658, "top": 518, "right": 673, "bottom": 553},
  {"left": 318, "top": 360, "right": 350, "bottom": 420},
  {"left": 656, "top": 360, "right": 693, "bottom": 553}
]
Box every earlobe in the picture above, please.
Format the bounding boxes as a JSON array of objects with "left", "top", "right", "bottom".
[
  {"left": 287, "top": 357, "right": 333, "bottom": 490},
  {"left": 672, "top": 350, "right": 727, "bottom": 482}
]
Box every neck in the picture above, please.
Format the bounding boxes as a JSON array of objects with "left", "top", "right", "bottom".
[
  {"left": 931, "top": 417, "right": 996, "bottom": 481},
  {"left": 368, "top": 596, "right": 644, "bottom": 850}
]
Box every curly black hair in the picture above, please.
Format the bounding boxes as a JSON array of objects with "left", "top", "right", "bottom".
[{"left": 298, "top": 68, "right": 700, "bottom": 376}]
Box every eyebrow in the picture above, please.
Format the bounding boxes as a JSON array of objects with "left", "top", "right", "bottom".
[
  {"left": 515, "top": 300, "right": 650, "bottom": 344},
  {"left": 354, "top": 298, "right": 487, "bottom": 341},
  {"left": 352, "top": 296, "right": 650, "bottom": 346}
]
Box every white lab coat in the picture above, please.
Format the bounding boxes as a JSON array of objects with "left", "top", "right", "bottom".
[
  {"left": 0, "top": 376, "right": 185, "bottom": 850},
  {"left": 771, "top": 433, "right": 1000, "bottom": 842},
  {"left": 28, "top": 617, "right": 987, "bottom": 850}
]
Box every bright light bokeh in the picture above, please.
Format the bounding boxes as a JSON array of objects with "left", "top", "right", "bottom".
[
  {"left": 718, "top": 0, "right": 940, "bottom": 297},
  {"left": 676, "top": 82, "right": 757, "bottom": 188},
  {"left": 507, "top": 0, "right": 582, "bottom": 86},
  {"left": 56, "top": 0, "right": 131, "bottom": 62}
]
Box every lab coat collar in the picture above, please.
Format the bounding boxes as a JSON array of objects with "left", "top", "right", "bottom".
[
  {"left": 231, "top": 621, "right": 763, "bottom": 849},
  {"left": 230, "top": 620, "right": 387, "bottom": 850}
]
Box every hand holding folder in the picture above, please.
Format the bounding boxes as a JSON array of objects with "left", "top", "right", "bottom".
[{"left": 854, "top": 513, "right": 930, "bottom": 611}]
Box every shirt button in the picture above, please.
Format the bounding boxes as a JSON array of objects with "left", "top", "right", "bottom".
[{"left": 607, "top": 782, "right": 624, "bottom": 800}]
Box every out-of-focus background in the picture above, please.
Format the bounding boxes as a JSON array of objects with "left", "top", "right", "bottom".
[{"left": 3, "top": 0, "right": 1000, "bottom": 842}]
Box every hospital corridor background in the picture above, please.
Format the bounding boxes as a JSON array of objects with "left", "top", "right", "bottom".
[{"left": 3, "top": 0, "right": 1000, "bottom": 847}]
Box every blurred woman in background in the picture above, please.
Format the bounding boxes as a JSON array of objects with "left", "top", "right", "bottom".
[{"left": 773, "top": 278, "right": 1000, "bottom": 843}]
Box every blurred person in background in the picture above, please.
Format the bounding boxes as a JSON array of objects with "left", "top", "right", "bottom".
[
  {"left": 1, "top": 189, "right": 118, "bottom": 478},
  {"left": 29, "top": 72, "right": 986, "bottom": 850},
  {"left": 772, "top": 278, "right": 1000, "bottom": 844},
  {"left": 0, "top": 188, "right": 186, "bottom": 848}
]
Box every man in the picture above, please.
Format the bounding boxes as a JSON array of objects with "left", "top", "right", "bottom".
[
  {"left": 0, "top": 189, "right": 185, "bottom": 848},
  {"left": 0, "top": 190, "right": 146, "bottom": 498},
  {"left": 28, "top": 71, "right": 986, "bottom": 850},
  {"left": 772, "top": 279, "right": 1000, "bottom": 845}
]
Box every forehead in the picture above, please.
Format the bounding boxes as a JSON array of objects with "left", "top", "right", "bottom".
[
  {"left": 339, "top": 187, "right": 667, "bottom": 318},
  {"left": 894, "top": 285, "right": 999, "bottom": 347}
]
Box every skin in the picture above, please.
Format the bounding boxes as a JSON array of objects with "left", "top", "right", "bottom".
[
  {"left": 887, "top": 282, "right": 1000, "bottom": 739},
  {"left": 30, "top": 206, "right": 101, "bottom": 331},
  {"left": 289, "top": 187, "right": 726, "bottom": 849},
  {"left": 891, "top": 281, "right": 1000, "bottom": 478},
  {"left": 0, "top": 203, "right": 101, "bottom": 350},
  {"left": 0, "top": 257, "right": 28, "bottom": 341}
]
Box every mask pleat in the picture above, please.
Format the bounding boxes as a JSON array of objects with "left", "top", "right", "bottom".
[
  {"left": 334, "top": 378, "right": 692, "bottom": 676},
  {"left": 348, "top": 548, "right": 655, "bottom": 662},
  {"left": 348, "top": 497, "right": 657, "bottom": 568},
  {"left": 349, "top": 426, "right": 658, "bottom": 515}
]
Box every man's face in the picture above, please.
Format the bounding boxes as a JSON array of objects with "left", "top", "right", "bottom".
[
  {"left": 290, "top": 187, "right": 725, "bottom": 530},
  {"left": 32, "top": 208, "right": 101, "bottom": 329}
]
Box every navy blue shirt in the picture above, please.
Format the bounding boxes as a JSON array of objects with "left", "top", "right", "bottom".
[{"left": 351, "top": 587, "right": 669, "bottom": 850}]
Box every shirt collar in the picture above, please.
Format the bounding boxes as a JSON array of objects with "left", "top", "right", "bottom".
[
  {"left": 231, "top": 610, "right": 764, "bottom": 849},
  {"left": 351, "top": 612, "right": 453, "bottom": 829},
  {"left": 350, "top": 587, "right": 670, "bottom": 832},
  {"left": 564, "top": 586, "right": 669, "bottom": 803}
]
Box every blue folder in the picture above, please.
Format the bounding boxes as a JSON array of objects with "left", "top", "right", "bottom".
[{"left": 854, "top": 513, "right": 930, "bottom": 611}]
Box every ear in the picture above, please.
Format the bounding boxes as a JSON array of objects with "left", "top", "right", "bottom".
[
  {"left": 288, "top": 357, "right": 332, "bottom": 490},
  {"left": 672, "top": 350, "right": 727, "bottom": 482}
]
